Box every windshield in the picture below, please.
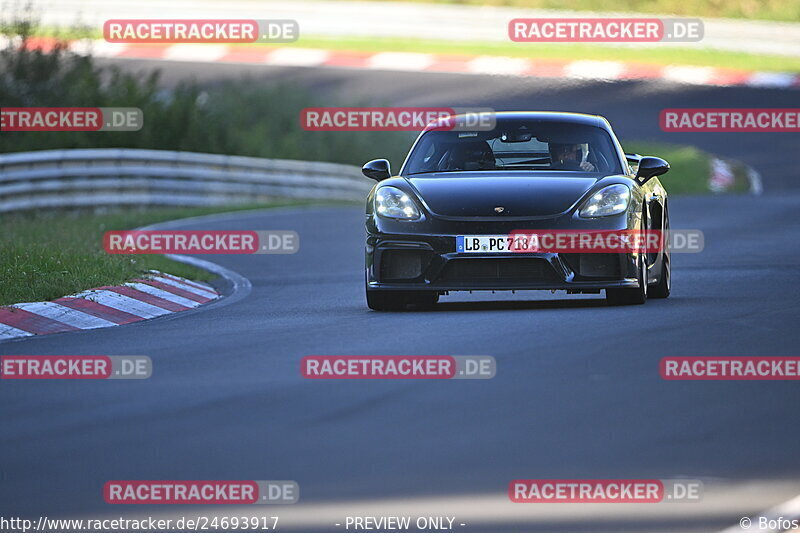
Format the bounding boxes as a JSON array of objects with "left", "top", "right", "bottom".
[{"left": 403, "top": 120, "right": 624, "bottom": 176}]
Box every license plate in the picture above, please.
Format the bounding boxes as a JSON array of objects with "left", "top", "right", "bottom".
[{"left": 456, "top": 235, "right": 540, "bottom": 253}]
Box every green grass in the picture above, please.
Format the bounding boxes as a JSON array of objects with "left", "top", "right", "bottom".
[
  {"left": 623, "top": 140, "right": 751, "bottom": 193},
  {"left": 370, "top": 0, "right": 800, "bottom": 23},
  {"left": 0, "top": 202, "right": 311, "bottom": 306},
  {"left": 287, "top": 35, "right": 800, "bottom": 73}
]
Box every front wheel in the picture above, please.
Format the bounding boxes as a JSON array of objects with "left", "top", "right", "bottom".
[
  {"left": 606, "top": 252, "right": 647, "bottom": 306},
  {"left": 649, "top": 253, "right": 671, "bottom": 299}
]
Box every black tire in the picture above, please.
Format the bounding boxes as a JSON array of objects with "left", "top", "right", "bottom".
[
  {"left": 650, "top": 204, "right": 671, "bottom": 299},
  {"left": 606, "top": 216, "right": 648, "bottom": 306},
  {"left": 606, "top": 252, "right": 647, "bottom": 305},
  {"left": 649, "top": 252, "right": 671, "bottom": 299},
  {"left": 366, "top": 289, "right": 439, "bottom": 311}
]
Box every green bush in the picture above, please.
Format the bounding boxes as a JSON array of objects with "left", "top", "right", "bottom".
[{"left": 0, "top": 10, "right": 414, "bottom": 168}]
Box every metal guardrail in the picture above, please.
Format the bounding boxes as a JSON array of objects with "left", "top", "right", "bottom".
[{"left": 0, "top": 149, "right": 374, "bottom": 213}]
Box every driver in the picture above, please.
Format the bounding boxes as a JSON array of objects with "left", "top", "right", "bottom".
[{"left": 549, "top": 143, "right": 596, "bottom": 171}]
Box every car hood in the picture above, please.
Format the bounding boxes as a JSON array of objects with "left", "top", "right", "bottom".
[{"left": 406, "top": 172, "right": 601, "bottom": 217}]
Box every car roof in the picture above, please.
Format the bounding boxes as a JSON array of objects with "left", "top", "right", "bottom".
[{"left": 424, "top": 111, "right": 610, "bottom": 131}]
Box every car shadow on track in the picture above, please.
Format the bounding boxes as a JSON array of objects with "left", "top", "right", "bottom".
[{"left": 416, "top": 297, "right": 610, "bottom": 312}]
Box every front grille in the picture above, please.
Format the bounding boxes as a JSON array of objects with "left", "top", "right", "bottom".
[{"left": 437, "top": 258, "right": 561, "bottom": 284}]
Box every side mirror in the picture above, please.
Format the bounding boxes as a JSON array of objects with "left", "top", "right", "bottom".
[
  {"left": 636, "top": 156, "right": 670, "bottom": 183},
  {"left": 362, "top": 159, "right": 391, "bottom": 181}
]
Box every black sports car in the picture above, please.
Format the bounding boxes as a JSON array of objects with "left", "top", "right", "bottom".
[{"left": 363, "top": 111, "right": 671, "bottom": 310}]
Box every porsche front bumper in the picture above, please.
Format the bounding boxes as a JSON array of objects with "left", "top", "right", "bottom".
[{"left": 366, "top": 232, "right": 641, "bottom": 292}]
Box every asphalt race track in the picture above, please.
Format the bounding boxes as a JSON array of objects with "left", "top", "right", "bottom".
[{"left": 2, "top": 63, "right": 800, "bottom": 532}]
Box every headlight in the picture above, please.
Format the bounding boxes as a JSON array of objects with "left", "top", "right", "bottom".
[
  {"left": 375, "top": 186, "right": 421, "bottom": 220},
  {"left": 579, "top": 184, "right": 631, "bottom": 217}
]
